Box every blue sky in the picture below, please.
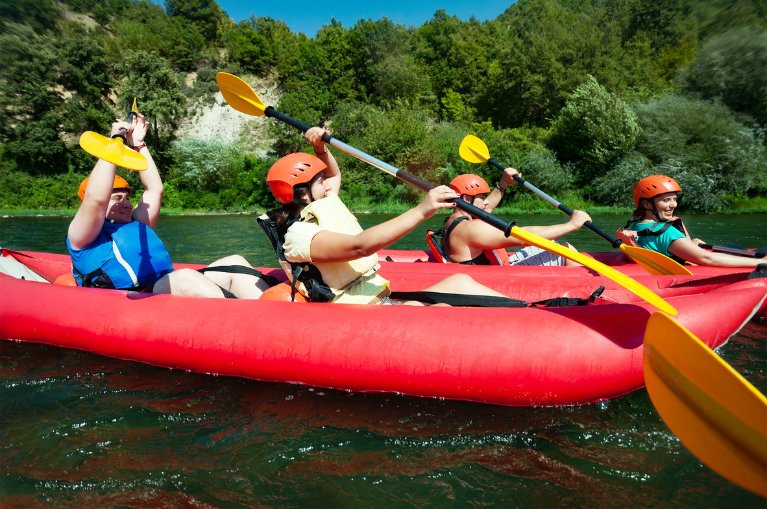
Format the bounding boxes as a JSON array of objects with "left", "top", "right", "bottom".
[{"left": 215, "top": 1, "right": 515, "bottom": 37}]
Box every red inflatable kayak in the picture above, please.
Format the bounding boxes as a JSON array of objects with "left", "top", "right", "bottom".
[
  {"left": 378, "top": 249, "right": 767, "bottom": 318},
  {"left": 1, "top": 248, "right": 765, "bottom": 407}
]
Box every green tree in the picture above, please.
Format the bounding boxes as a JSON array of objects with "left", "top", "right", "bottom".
[
  {"left": 223, "top": 17, "right": 296, "bottom": 76},
  {"left": 0, "top": 0, "right": 60, "bottom": 33},
  {"left": 347, "top": 19, "right": 416, "bottom": 105},
  {"left": 331, "top": 102, "right": 447, "bottom": 204},
  {"left": 117, "top": 51, "right": 186, "bottom": 163},
  {"left": 416, "top": 11, "right": 493, "bottom": 121},
  {"left": 371, "top": 54, "right": 435, "bottom": 110},
  {"left": 112, "top": 5, "right": 205, "bottom": 71},
  {"left": 165, "top": 0, "right": 226, "bottom": 43},
  {"left": 476, "top": 0, "right": 615, "bottom": 127},
  {"left": 0, "top": 23, "right": 66, "bottom": 174},
  {"left": 682, "top": 26, "right": 767, "bottom": 127},
  {"left": 548, "top": 75, "right": 640, "bottom": 182},
  {"left": 58, "top": 27, "right": 114, "bottom": 137},
  {"left": 632, "top": 94, "right": 767, "bottom": 210},
  {"left": 312, "top": 20, "right": 360, "bottom": 102}
]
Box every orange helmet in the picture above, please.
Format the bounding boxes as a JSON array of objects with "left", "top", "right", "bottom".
[
  {"left": 632, "top": 175, "right": 682, "bottom": 207},
  {"left": 449, "top": 174, "right": 491, "bottom": 196},
  {"left": 78, "top": 175, "right": 131, "bottom": 201},
  {"left": 266, "top": 153, "right": 327, "bottom": 204}
]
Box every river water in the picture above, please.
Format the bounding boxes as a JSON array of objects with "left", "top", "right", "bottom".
[{"left": 1, "top": 213, "right": 766, "bottom": 507}]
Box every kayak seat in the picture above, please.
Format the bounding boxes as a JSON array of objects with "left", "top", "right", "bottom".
[{"left": 425, "top": 229, "right": 450, "bottom": 264}]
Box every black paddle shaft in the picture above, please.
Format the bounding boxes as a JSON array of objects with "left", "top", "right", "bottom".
[
  {"left": 486, "top": 158, "right": 623, "bottom": 248},
  {"left": 265, "top": 106, "right": 517, "bottom": 237}
]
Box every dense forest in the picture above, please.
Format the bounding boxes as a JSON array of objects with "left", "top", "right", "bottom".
[{"left": 0, "top": 0, "right": 765, "bottom": 213}]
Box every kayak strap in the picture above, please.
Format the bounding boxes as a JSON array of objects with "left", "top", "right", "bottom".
[
  {"left": 747, "top": 264, "right": 767, "bottom": 280},
  {"left": 389, "top": 286, "right": 605, "bottom": 308},
  {"left": 198, "top": 265, "right": 282, "bottom": 287}
]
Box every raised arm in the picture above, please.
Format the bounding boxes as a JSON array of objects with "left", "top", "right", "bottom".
[
  {"left": 484, "top": 168, "right": 518, "bottom": 213},
  {"left": 67, "top": 120, "right": 130, "bottom": 250},
  {"left": 305, "top": 127, "right": 341, "bottom": 195},
  {"left": 129, "top": 114, "right": 163, "bottom": 227}
]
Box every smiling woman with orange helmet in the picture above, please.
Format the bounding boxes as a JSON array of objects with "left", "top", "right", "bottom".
[
  {"left": 67, "top": 115, "right": 270, "bottom": 298},
  {"left": 435, "top": 170, "right": 591, "bottom": 267},
  {"left": 616, "top": 174, "right": 765, "bottom": 268},
  {"left": 259, "top": 126, "right": 513, "bottom": 305}
]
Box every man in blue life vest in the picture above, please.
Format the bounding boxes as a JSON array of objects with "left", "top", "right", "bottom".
[{"left": 67, "top": 115, "right": 270, "bottom": 298}]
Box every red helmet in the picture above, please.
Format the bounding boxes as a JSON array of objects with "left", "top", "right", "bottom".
[
  {"left": 78, "top": 175, "right": 131, "bottom": 201},
  {"left": 632, "top": 175, "right": 682, "bottom": 207},
  {"left": 449, "top": 174, "right": 491, "bottom": 196},
  {"left": 266, "top": 153, "right": 327, "bottom": 204}
]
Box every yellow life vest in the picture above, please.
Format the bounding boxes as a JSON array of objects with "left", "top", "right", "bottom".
[{"left": 283, "top": 194, "right": 389, "bottom": 304}]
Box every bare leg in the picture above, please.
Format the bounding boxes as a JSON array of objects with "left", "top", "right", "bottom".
[
  {"left": 152, "top": 268, "right": 228, "bottom": 298},
  {"left": 204, "top": 254, "right": 270, "bottom": 299},
  {"left": 423, "top": 273, "right": 507, "bottom": 297},
  {"left": 398, "top": 273, "right": 508, "bottom": 306}
]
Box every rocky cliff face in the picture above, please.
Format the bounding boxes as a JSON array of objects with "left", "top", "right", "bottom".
[{"left": 176, "top": 74, "right": 282, "bottom": 156}]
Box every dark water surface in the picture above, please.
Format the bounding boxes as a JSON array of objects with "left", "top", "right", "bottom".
[{"left": 1, "top": 213, "right": 766, "bottom": 508}]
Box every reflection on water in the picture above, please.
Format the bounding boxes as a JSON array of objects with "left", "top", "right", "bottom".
[{"left": 1, "top": 214, "right": 766, "bottom": 507}]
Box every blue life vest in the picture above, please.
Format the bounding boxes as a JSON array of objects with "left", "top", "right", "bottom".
[{"left": 66, "top": 220, "right": 174, "bottom": 289}]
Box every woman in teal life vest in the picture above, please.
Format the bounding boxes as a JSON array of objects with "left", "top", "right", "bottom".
[
  {"left": 439, "top": 171, "right": 591, "bottom": 266},
  {"left": 263, "top": 127, "right": 513, "bottom": 305},
  {"left": 67, "top": 115, "right": 270, "bottom": 298},
  {"left": 616, "top": 174, "right": 765, "bottom": 268}
]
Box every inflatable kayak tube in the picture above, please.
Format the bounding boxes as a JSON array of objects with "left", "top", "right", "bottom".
[
  {"left": 378, "top": 249, "right": 767, "bottom": 318},
  {"left": 1, "top": 249, "right": 765, "bottom": 407}
]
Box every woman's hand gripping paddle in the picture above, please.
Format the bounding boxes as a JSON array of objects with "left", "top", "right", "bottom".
[
  {"left": 459, "top": 134, "right": 692, "bottom": 276},
  {"left": 644, "top": 312, "right": 767, "bottom": 498},
  {"left": 78, "top": 98, "right": 147, "bottom": 171},
  {"left": 216, "top": 72, "right": 676, "bottom": 315}
]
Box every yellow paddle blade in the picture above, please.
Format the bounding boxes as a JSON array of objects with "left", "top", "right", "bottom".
[
  {"left": 216, "top": 72, "right": 266, "bottom": 117},
  {"left": 459, "top": 134, "right": 490, "bottom": 164},
  {"left": 510, "top": 226, "right": 677, "bottom": 315},
  {"left": 78, "top": 131, "right": 148, "bottom": 171},
  {"left": 644, "top": 312, "right": 767, "bottom": 498},
  {"left": 131, "top": 97, "right": 140, "bottom": 115},
  {"left": 620, "top": 244, "right": 693, "bottom": 276}
]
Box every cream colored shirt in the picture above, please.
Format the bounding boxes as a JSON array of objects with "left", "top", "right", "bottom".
[{"left": 283, "top": 195, "right": 390, "bottom": 304}]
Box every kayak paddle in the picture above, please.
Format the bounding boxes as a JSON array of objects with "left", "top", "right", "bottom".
[
  {"left": 78, "top": 98, "right": 148, "bottom": 171},
  {"left": 644, "top": 312, "right": 767, "bottom": 498},
  {"left": 459, "top": 134, "right": 693, "bottom": 276},
  {"left": 699, "top": 243, "right": 766, "bottom": 259},
  {"left": 216, "top": 72, "right": 677, "bottom": 315}
]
